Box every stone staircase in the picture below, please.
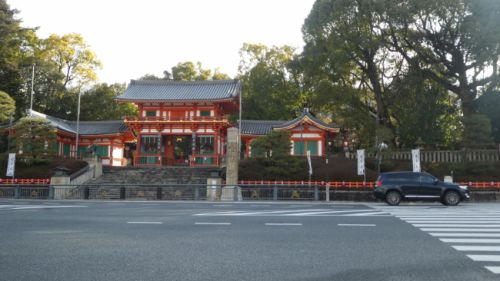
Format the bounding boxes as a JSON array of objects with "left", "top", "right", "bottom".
[{"left": 87, "top": 166, "right": 220, "bottom": 185}]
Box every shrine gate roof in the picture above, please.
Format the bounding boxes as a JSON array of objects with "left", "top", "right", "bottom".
[
  {"left": 117, "top": 79, "right": 241, "bottom": 102},
  {"left": 30, "top": 110, "right": 128, "bottom": 136},
  {"left": 239, "top": 109, "right": 340, "bottom": 136}
]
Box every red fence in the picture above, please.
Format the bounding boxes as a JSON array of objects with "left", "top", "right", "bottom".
[
  {"left": 0, "top": 178, "right": 50, "bottom": 185},
  {"left": 238, "top": 180, "right": 500, "bottom": 189}
]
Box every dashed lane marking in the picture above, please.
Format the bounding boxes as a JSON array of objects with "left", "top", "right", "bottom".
[
  {"left": 338, "top": 224, "right": 376, "bottom": 227},
  {"left": 195, "top": 222, "right": 231, "bottom": 225},
  {"left": 265, "top": 223, "right": 302, "bottom": 226}
]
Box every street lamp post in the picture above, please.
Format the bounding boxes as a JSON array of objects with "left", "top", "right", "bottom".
[
  {"left": 75, "top": 91, "right": 81, "bottom": 158},
  {"left": 29, "top": 64, "right": 35, "bottom": 116},
  {"left": 377, "top": 141, "right": 388, "bottom": 174}
]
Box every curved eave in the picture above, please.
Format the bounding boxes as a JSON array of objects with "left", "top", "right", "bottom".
[
  {"left": 55, "top": 128, "right": 129, "bottom": 138},
  {"left": 241, "top": 133, "right": 266, "bottom": 137},
  {"left": 273, "top": 116, "right": 340, "bottom": 133},
  {"left": 115, "top": 97, "right": 238, "bottom": 103}
]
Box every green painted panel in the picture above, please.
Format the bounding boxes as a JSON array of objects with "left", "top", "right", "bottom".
[
  {"left": 95, "top": 145, "right": 109, "bottom": 157},
  {"left": 307, "top": 141, "right": 318, "bottom": 155},
  {"left": 294, "top": 141, "right": 304, "bottom": 156},
  {"left": 50, "top": 142, "right": 59, "bottom": 155},
  {"left": 63, "top": 143, "right": 70, "bottom": 156},
  {"left": 145, "top": 110, "right": 156, "bottom": 117}
]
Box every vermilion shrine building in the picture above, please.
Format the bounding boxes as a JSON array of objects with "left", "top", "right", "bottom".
[{"left": 31, "top": 79, "right": 340, "bottom": 167}]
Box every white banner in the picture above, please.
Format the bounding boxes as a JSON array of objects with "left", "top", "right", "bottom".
[
  {"left": 6, "top": 153, "right": 15, "bottom": 177},
  {"left": 412, "top": 149, "right": 421, "bottom": 172},
  {"left": 357, "top": 149, "right": 365, "bottom": 176},
  {"left": 307, "top": 150, "right": 312, "bottom": 176}
]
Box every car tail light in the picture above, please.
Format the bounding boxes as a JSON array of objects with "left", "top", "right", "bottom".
[{"left": 376, "top": 180, "right": 382, "bottom": 187}]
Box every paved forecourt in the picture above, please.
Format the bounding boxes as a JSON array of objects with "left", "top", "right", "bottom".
[{"left": 0, "top": 200, "right": 498, "bottom": 281}]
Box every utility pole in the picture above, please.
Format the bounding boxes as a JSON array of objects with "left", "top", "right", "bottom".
[
  {"left": 29, "top": 64, "right": 35, "bottom": 116},
  {"left": 75, "top": 91, "right": 81, "bottom": 158}
]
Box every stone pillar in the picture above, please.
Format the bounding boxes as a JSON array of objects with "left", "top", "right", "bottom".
[
  {"left": 206, "top": 178, "right": 222, "bottom": 201},
  {"left": 50, "top": 175, "right": 71, "bottom": 200},
  {"left": 221, "top": 127, "right": 242, "bottom": 200},
  {"left": 84, "top": 156, "right": 102, "bottom": 178}
]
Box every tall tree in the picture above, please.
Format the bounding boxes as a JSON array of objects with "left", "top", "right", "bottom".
[
  {"left": 238, "top": 43, "right": 305, "bottom": 120},
  {"left": 24, "top": 33, "right": 102, "bottom": 119},
  {"left": 302, "top": 0, "right": 396, "bottom": 131},
  {"left": 0, "top": 0, "right": 29, "bottom": 117},
  {"left": 384, "top": 0, "right": 500, "bottom": 117},
  {"left": 0, "top": 90, "right": 15, "bottom": 123},
  {"left": 171, "top": 61, "right": 211, "bottom": 81},
  {"left": 477, "top": 91, "right": 500, "bottom": 143},
  {"left": 79, "top": 83, "right": 137, "bottom": 121},
  {"left": 39, "top": 33, "right": 101, "bottom": 89}
]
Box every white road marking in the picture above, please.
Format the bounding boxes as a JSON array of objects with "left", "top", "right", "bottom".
[
  {"left": 485, "top": 266, "right": 500, "bottom": 274},
  {"left": 452, "top": 246, "right": 500, "bottom": 251},
  {"left": 338, "top": 224, "right": 376, "bottom": 227},
  {"left": 127, "top": 222, "right": 163, "bottom": 224},
  {"left": 195, "top": 222, "right": 231, "bottom": 225},
  {"left": 399, "top": 216, "right": 500, "bottom": 219},
  {"left": 213, "top": 205, "right": 233, "bottom": 207},
  {"left": 407, "top": 220, "right": 500, "bottom": 224},
  {"left": 10, "top": 205, "right": 87, "bottom": 210},
  {"left": 430, "top": 233, "right": 500, "bottom": 237},
  {"left": 467, "top": 255, "right": 500, "bottom": 262},
  {"left": 400, "top": 217, "right": 500, "bottom": 220},
  {"left": 265, "top": 223, "right": 302, "bottom": 226},
  {"left": 195, "top": 209, "right": 328, "bottom": 216},
  {"left": 413, "top": 224, "right": 500, "bottom": 228},
  {"left": 421, "top": 228, "right": 500, "bottom": 232},
  {"left": 284, "top": 209, "right": 376, "bottom": 216},
  {"left": 345, "top": 212, "right": 388, "bottom": 216},
  {"left": 440, "top": 238, "right": 500, "bottom": 243}
]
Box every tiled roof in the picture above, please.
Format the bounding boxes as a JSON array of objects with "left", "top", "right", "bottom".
[
  {"left": 239, "top": 120, "right": 286, "bottom": 135},
  {"left": 273, "top": 110, "right": 340, "bottom": 132},
  {"left": 30, "top": 110, "right": 127, "bottom": 136},
  {"left": 117, "top": 79, "right": 241, "bottom": 102}
]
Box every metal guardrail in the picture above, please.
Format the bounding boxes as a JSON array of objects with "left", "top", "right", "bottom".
[
  {"left": 0, "top": 183, "right": 359, "bottom": 201},
  {"left": 1, "top": 182, "right": 499, "bottom": 201},
  {"left": 0, "top": 185, "right": 50, "bottom": 199}
]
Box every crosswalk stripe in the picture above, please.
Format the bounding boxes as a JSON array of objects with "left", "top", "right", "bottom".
[
  {"left": 345, "top": 211, "right": 388, "bottom": 216},
  {"left": 430, "top": 233, "right": 500, "bottom": 237},
  {"left": 413, "top": 224, "right": 500, "bottom": 227},
  {"left": 421, "top": 228, "right": 500, "bottom": 232},
  {"left": 485, "top": 266, "right": 500, "bottom": 274},
  {"left": 452, "top": 246, "right": 500, "bottom": 251},
  {"left": 400, "top": 216, "right": 500, "bottom": 219},
  {"left": 407, "top": 221, "right": 500, "bottom": 224},
  {"left": 440, "top": 238, "right": 500, "bottom": 243},
  {"left": 195, "top": 209, "right": 387, "bottom": 217},
  {"left": 284, "top": 209, "right": 377, "bottom": 216},
  {"left": 399, "top": 216, "right": 500, "bottom": 219},
  {"left": 467, "top": 255, "right": 500, "bottom": 262}
]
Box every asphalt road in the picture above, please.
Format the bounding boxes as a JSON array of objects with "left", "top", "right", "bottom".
[{"left": 1, "top": 200, "right": 499, "bottom": 281}]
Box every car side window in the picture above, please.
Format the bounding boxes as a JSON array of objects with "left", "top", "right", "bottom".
[{"left": 420, "top": 175, "right": 436, "bottom": 183}]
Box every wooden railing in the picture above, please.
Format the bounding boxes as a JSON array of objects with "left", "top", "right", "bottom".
[
  {"left": 348, "top": 149, "right": 500, "bottom": 162},
  {"left": 125, "top": 116, "right": 228, "bottom": 123},
  {"left": 238, "top": 180, "right": 500, "bottom": 189},
  {"left": 0, "top": 178, "right": 50, "bottom": 184},
  {"left": 189, "top": 154, "right": 219, "bottom": 167}
]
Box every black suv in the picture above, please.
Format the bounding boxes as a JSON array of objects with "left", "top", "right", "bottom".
[{"left": 373, "top": 171, "right": 470, "bottom": 206}]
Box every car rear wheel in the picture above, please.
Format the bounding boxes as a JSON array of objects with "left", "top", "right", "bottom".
[
  {"left": 442, "top": 191, "right": 460, "bottom": 206},
  {"left": 385, "top": 191, "right": 401, "bottom": 206}
]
